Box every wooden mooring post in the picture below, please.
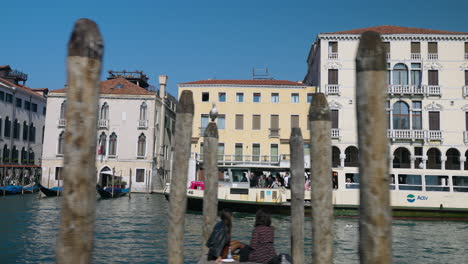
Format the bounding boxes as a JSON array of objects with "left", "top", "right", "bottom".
[
  {"left": 168, "top": 90, "right": 194, "bottom": 264},
  {"left": 128, "top": 168, "right": 132, "bottom": 199},
  {"left": 2, "top": 167, "right": 5, "bottom": 196},
  {"left": 289, "top": 127, "right": 305, "bottom": 264},
  {"left": 355, "top": 31, "right": 392, "bottom": 264},
  {"left": 309, "top": 93, "right": 334, "bottom": 264},
  {"left": 56, "top": 18, "right": 103, "bottom": 264},
  {"left": 201, "top": 107, "right": 219, "bottom": 260}
]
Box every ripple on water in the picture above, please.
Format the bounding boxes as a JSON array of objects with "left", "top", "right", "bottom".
[{"left": 1, "top": 194, "right": 467, "bottom": 264}]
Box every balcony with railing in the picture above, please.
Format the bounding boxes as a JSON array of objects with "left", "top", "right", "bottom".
[
  {"left": 424, "top": 85, "right": 441, "bottom": 96},
  {"left": 331, "top": 129, "right": 340, "bottom": 139},
  {"left": 138, "top": 120, "right": 148, "bottom": 129},
  {"left": 464, "top": 131, "right": 468, "bottom": 143},
  {"left": 463, "top": 86, "right": 468, "bottom": 97},
  {"left": 269, "top": 128, "right": 280, "bottom": 138},
  {"left": 388, "top": 130, "right": 442, "bottom": 141},
  {"left": 325, "top": 84, "right": 340, "bottom": 95},
  {"left": 411, "top": 53, "right": 421, "bottom": 60},
  {"left": 98, "top": 119, "right": 109, "bottom": 129},
  {"left": 328, "top": 52, "right": 338, "bottom": 60},
  {"left": 387, "top": 85, "right": 424, "bottom": 96},
  {"left": 427, "top": 53, "right": 438, "bottom": 60},
  {"left": 197, "top": 153, "right": 281, "bottom": 165},
  {"left": 57, "top": 119, "right": 66, "bottom": 128}
]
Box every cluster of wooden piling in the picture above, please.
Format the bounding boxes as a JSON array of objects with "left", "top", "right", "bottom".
[{"left": 54, "top": 18, "right": 391, "bottom": 264}]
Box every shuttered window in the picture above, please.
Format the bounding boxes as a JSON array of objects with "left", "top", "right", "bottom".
[
  {"left": 465, "top": 70, "right": 468, "bottom": 86},
  {"left": 235, "top": 114, "right": 244, "bottom": 130},
  {"left": 235, "top": 143, "right": 243, "bottom": 161},
  {"left": 428, "top": 70, "right": 439, "bottom": 85},
  {"left": 252, "top": 115, "right": 261, "bottom": 130},
  {"left": 428, "top": 42, "right": 438, "bottom": 53},
  {"left": 331, "top": 110, "right": 339, "bottom": 129},
  {"left": 429, "top": 111, "right": 440, "bottom": 130},
  {"left": 466, "top": 112, "right": 468, "bottom": 131},
  {"left": 328, "top": 69, "right": 338, "bottom": 84},
  {"left": 270, "top": 115, "right": 279, "bottom": 129},
  {"left": 465, "top": 42, "right": 468, "bottom": 53},
  {"left": 411, "top": 42, "right": 420, "bottom": 53},
  {"left": 384, "top": 42, "right": 390, "bottom": 53},
  {"left": 329, "top": 42, "right": 337, "bottom": 53},
  {"left": 291, "top": 115, "right": 299, "bottom": 128},
  {"left": 252, "top": 144, "right": 260, "bottom": 161}
]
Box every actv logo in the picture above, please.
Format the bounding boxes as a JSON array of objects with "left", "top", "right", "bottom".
[{"left": 407, "top": 194, "right": 428, "bottom": 203}]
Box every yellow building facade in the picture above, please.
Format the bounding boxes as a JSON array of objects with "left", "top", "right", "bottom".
[{"left": 178, "top": 80, "right": 316, "bottom": 163}]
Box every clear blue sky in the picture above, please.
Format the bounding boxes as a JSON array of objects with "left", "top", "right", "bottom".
[{"left": 2, "top": 0, "right": 466, "bottom": 96}]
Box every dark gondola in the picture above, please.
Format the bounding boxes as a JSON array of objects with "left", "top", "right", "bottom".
[
  {"left": 38, "top": 183, "right": 62, "bottom": 197},
  {"left": 96, "top": 185, "right": 129, "bottom": 199},
  {"left": 0, "top": 185, "right": 39, "bottom": 195}
]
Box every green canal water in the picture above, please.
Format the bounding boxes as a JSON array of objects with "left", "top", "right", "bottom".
[{"left": 0, "top": 194, "right": 466, "bottom": 263}]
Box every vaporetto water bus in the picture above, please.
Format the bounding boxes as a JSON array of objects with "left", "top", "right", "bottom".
[{"left": 164, "top": 153, "right": 468, "bottom": 220}]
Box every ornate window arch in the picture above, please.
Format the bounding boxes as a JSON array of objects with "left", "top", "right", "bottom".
[
  {"left": 427, "top": 148, "right": 442, "bottom": 169},
  {"left": 98, "top": 132, "right": 107, "bottom": 155},
  {"left": 332, "top": 146, "right": 341, "bottom": 168},
  {"left": 445, "top": 148, "right": 460, "bottom": 170},
  {"left": 393, "top": 147, "right": 411, "bottom": 168},
  {"left": 139, "top": 102, "right": 148, "bottom": 120},
  {"left": 58, "top": 131, "right": 65, "bottom": 155},
  {"left": 100, "top": 102, "right": 109, "bottom": 120},
  {"left": 60, "top": 101, "right": 66, "bottom": 119},
  {"left": 344, "top": 146, "right": 359, "bottom": 167},
  {"left": 393, "top": 63, "right": 408, "bottom": 85},
  {"left": 109, "top": 132, "right": 117, "bottom": 156},
  {"left": 137, "top": 133, "right": 146, "bottom": 157},
  {"left": 393, "top": 101, "right": 410, "bottom": 129}
]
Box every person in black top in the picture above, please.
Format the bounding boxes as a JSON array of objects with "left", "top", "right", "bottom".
[{"left": 206, "top": 209, "right": 233, "bottom": 262}]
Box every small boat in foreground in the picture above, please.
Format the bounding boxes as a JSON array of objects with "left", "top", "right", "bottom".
[
  {"left": 38, "top": 183, "right": 63, "bottom": 197},
  {"left": 96, "top": 185, "right": 129, "bottom": 199}
]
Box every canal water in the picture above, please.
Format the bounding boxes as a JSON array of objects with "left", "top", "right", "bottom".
[{"left": 0, "top": 194, "right": 466, "bottom": 263}]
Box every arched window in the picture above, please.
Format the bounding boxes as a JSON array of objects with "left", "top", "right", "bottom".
[
  {"left": 4, "top": 117, "right": 11, "bottom": 137},
  {"left": 345, "top": 146, "right": 359, "bottom": 167},
  {"left": 13, "top": 119, "right": 20, "bottom": 139},
  {"left": 21, "top": 147, "right": 27, "bottom": 164},
  {"left": 332, "top": 146, "right": 341, "bottom": 168},
  {"left": 23, "top": 121, "right": 28, "bottom": 140},
  {"left": 100, "top": 103, "right": 109, "bottom": 120},
  {"left": 29, "top": 123, "right": 36, "bottom": 142},
  {"left": 393, "top": 147, "right": 411, "bottom": 168},
  {"left": 445, "top": 148, "right": 460, "bottom": 170},
  {"left": 393, "top": 101, "right": 410, "bottom": 129},
  {"left": 3, "top": 145, "right": 9, "bottom": 163},
  {"left": 137, "top": 133, "right": 146, "bottom": 157},
  {"left": 98, "top": 132, "right": 107, "bottom": 155},
  {"left": 58, "top": 131, "right": 65, "bottom": 155},
  {"left": 60, "top": 101, "right": 66, "bottom": 119},
  {"left": 427, "top": 148, "right": 442, "bottom": 169},
  {"left": 393, "top": 63, "right": 408, "bottom": 85},
  {"left": 109, "top": 133, "right": 117, "bottom": 156},
  {"left": 12, "top": 146, "right": 18, "bottom": 164},
  {"left": 139, "top": 102, "right": 147, "bottom": 120}
]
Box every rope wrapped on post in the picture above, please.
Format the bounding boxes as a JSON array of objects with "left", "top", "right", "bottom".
[
  {"left": 168, "top": 90, "right": 194, "bottom": 264},
  {"left": 355, "top": 31, "right": 392, "bottom": 264},
  {"left": 309, "top": 93, "right": 334, "bottom": 264},
  {"left": 56, "top": 18, "right": 103, "bottom": 264}
]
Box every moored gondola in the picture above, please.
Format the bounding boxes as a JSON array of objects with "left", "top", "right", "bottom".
[
  {"left": 38, "top": 183, "right": 62, "bottom": 197},
  {"left": 96, "top": 184, "right": 129, "bottom": 199}
]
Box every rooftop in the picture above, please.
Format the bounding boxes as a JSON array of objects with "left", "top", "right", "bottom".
[
  {"left": 322, "top": 25, "right": 468, "bottom": 35},
  {"left": 180, "top": 79, "right": 304, "bottom": 86},
  {"left": 52, "top": 77, "right": 156, "bottom": 96}
]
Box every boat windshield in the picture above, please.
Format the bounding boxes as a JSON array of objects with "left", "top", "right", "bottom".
[{"left": 231, "top": 169, "right": 249, "bottom": 183}]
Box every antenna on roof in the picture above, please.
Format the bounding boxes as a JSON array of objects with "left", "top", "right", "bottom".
[{"left": 252, "top": 68, "right": 274, "bottom": 80}]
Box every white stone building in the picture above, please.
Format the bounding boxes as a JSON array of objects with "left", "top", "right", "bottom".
[
  {"left": 0, "top": 65, "right": 47, "bottom": 169},
  {"left": 41, "top": 71, "right": 176, "bottom": 192},
  {"left": 304, "top": 25, "right": 468, "bottom": 189}
]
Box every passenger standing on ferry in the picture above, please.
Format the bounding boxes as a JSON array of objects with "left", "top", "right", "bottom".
[
  {"left": 284, "top": 172, "right": 290, "bottom": 189},
  {"left": 258, "top": 175, "right": 266, "bottom": 188},
  {"left": 271, "top": 177, "right": 281, "bottom": 189},
  {"left": 249, "top": 172, "right": 256, "bottom": 188}
]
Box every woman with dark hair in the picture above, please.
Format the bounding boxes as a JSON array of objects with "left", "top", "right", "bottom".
[
  {"left": 234, "top": 208, "right": 277, "bottom": 263},
  {"left": 206, "top": 209, "right": 233, "bottom": 262}
]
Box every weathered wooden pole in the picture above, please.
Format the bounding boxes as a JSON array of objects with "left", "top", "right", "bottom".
[
  {"left": 56, "top": 18, "right": 103, "bottom": 264},
  {"left": 289, "top": 127, "right": 305, "bottom": 264},
  {"left": 112, "top": 167, "right": 115, "bottom": 197},
  {"left": 48, "top": 168, "right": 51, "bottom": 188},
  {"left": 2, "top": 167, "right": 5, "bottom": 196},
  {"left": 309, "top": 93, "right": 333, "bottom": 264},
  {"left": 201, "top": 107, "right": 219, "bottom": 258},
  {"left": 355, "top": 31, "right": 392, "bottom": 264},
  {"left": 57, "top": 172, "right": 61, "bottom": 197},
  {"left": 128, "top": 168, "right": 132, "bottom": 199},
  {"left": 168, "top": 90, "right": 194, "bottom": 264}
]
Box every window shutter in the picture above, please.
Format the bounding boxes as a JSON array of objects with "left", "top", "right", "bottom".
[
  {"left": 465, "top": 42, "right": 468, "bottom": 53},
  {"left": 291, "top": 115, "right": 299, "bottom": 128},
  {"left": 328, "top": 69, "right": 338, "bottom": 84},
  {"left": 252, "top": 115, "right": 261, "bottom": 130},
  {"left": 271, "top": 115, "right": 279, "bottom": 129},
  {"left": 466, "top": 112, "right": 468, "bottom": 131},
  {"left": 465, "top": 70, "right": 468, "bottom": 86},
  {"left": 428, "top": 42, "right": 438, "bottom": 53},
  {"left": 235, "top": 115, "right": 244, "bottom": 130},
  {"left": 384, "top": 42, "right": 390, "bottom": 53},
  {"left": 411, "top": 42, "right": 420, "bottom": 53},
  {"left": 331, "top": 110, "right": 339, "bottom": 129},
  {"left": 330, "top": 42, "right": 337, "bottom": 52},
  {"left": 429, "top": 111, "right": 440, "bottom": 130},
  {"left": 428, "top": 70, "right": 439, "bottom": 85}
]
